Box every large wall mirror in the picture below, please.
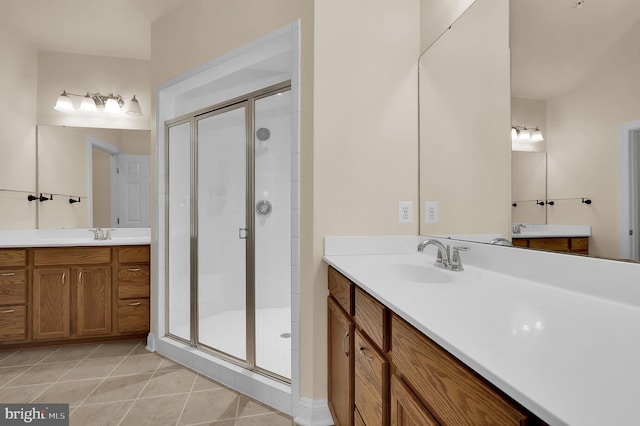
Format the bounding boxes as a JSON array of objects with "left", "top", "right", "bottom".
[
  {"left": 419, "top": 0, "right": 640, "bottom": 262},
  {"left": 36, "top": 125, "right": 151, "bottom": 229}
]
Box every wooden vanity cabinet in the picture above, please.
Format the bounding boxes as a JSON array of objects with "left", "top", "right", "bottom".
[
  {"left": 328, "top": 267, "right": 539, "bottom": 426},
  {"left": 0, "top": 249, "right": 28, "bottom": 342},
  {"left": 33, "top": 247, "right": 112, "bottom": 341},
  {"left": 513, "top": 237, "right": 589, "bottom": 255},
  {"left": 116, "top": 246, "right": 150, "bottom": 334}
]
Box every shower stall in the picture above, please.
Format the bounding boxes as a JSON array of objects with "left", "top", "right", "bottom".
[{"left": 165, "top": 82, "right": 292, "bottom": 381}]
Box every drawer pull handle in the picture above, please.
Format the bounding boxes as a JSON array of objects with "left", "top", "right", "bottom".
[
  {"left": 0, "top": 273, "right": 15, "bottom": 277},
  {"left": 128, "top": 268, "right": 141, "bottom": 272},
  {"left": 0, "top": 309, "right": 15, "bottom": 314},
  {"left": 78, "top": 272, "right": 83, "bottom": 284},
  {"left": 61, "top": 273, "right": 66, "bottom": 285},
  {"left": 128, "top": 302, "right": 142, "bottom": 306},
  {"left": 343, "top": 331, "right": 350, "bottom": 357},
  {"left": 359, "top": 347, "right": 374, "bottom": 362}
]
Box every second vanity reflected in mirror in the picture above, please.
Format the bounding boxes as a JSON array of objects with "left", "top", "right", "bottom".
[
  {"left": 419, "top": 0, "right": 640, "bottom": 262},
  {"left": 36, "top": 125, "right": 151, "bottom": 229}
]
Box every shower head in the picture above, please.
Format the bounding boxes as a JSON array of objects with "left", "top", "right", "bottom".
[{"left": 256, "top": 127, "right": 271, "bottom": 141}]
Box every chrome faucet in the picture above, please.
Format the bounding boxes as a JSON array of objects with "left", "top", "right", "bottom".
[
  {"left": 417, "top": 239, "right": 451, "bottom": 268},
  {"left": 489, "top": 237, "right": 513, "bottom": 246},
  {"left": 512, "top": 224, "right": 526, "bottom": 234},
  {"left": 89, "top": 228, "right": 113, "bottom": 240}
]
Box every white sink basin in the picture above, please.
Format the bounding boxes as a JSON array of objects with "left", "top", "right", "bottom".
[{"left": 368, "top": 262, "right": 469, "bottom": 284}]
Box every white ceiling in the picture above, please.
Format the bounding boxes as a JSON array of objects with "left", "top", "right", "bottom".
[
  {"left": 0, "top": 0, "right": 187, "bottom": 60},
  {"left": 511, "top": 0, "right": 640, "bottom": 100}
]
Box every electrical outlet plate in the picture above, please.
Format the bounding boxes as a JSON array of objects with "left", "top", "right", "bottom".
[
  {"left": 424, "top": 201, "right": 439, "bottom": 224},
  {"left": 398, "top": 201, "right": 413, "bottom": 224}
]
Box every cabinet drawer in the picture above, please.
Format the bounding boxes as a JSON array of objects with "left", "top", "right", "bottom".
[
  {"left": 355, "top": 287, "right": 387, "bottom": 351},
  {"left": 118, "top": 265, "right": 150, "bottom": 299},
  {"left": 118, "top": 299, "right": 150, "bottom": 334},
  {"left": 355, "top": 330, "right": 388, "bottom": 426},
  {"left": 570, "top": 237, "right": 589, "bottom": 253},
  {"left": 528, "top": 238, "right": 569, "bottom": 252},
  {"left": 511, "top": 238, "right": 528, "bottom": 248},
  {"left": 328, "top": 267, "right": 353, "bottom": 315},
  {"left": 391, "top": 314, "right": 527, "bottom": 425},
  {"left": 119, "top": 246, "right": 150, "bottom": 264},
  {"left": 0, "top": 270, "right": 26, "bottom": 305},
  {"left": 34, "top": 247, "right": 111, "bottom": 266},
  {"left": 0, "top": 249, "right": 27, "bottom": 267},
  {"left": 0, "top": 305, "right": 26, "bottom": 342}
]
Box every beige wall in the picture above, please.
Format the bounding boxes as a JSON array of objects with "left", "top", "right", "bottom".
[
  {"left": 420, "top": 0, "right": 476, "bottom": 53},
  {"left": 151, "top": 0, "right": 420, "bottom": 402},
  {"left": 419, "top": 0, "right": 511, "bottom": 237},
  {"left": 0, "top": 25, "right": 38, "bottom": 229},
  {"left": 37, "top": 51, "right": 151, "bottom": 130}
]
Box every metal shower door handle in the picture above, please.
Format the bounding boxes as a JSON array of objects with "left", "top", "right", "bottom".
[{"left": 239, "top": 228, "right": 248, "bottom": 239}]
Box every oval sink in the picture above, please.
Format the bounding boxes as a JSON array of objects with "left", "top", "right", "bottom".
[{"left": 369, "top": 263, "right": 454, "bottom": 284}]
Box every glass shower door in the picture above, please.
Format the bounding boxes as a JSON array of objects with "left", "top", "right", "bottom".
[{"left": 196, "top": 105, "right": 248, "bottom": 361}]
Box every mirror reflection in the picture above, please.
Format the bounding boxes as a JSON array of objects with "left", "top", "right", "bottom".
[
  {"left": 419, "top": 0, "right": 640, "bottom": 261},
  {"left": 36, "top": 125, "right": 151, "bottom": 229},
  {"left": 510, "top": 0, "right": 640, "bottom": 260}
]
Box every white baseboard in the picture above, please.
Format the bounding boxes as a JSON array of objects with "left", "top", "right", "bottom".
[{"left": 294, "top": 397, "right": 333, "bottom": 426}]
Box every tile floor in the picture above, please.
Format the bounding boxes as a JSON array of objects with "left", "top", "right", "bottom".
[{"left": 0, "top": 339, "right": 293, "bottom": 426}]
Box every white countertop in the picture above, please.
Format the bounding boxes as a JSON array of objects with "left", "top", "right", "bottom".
[
  {"left": 323, "top": 236, "right": 640, "bottom": 426},
  {"left": 0, "top": 228, "right": 150, "bottom": 247},
  {"left": 512, "top": 224, "right": 591, "bottom": 238}
]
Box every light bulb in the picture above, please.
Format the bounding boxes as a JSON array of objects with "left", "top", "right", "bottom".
[
  {"left": 531, "top": 127, "right": 544, "bottom": 142},
  {"left": 80, "top": 92, "right": 97, "bottom": 112},
  {"left": 54, "top": 90, "right": 74, "bottom": 112},
  {"left": 519, "top": 127, "right": 531, "bottom": 141},
  {"left": 126, "top": 95, "right": 143, "bottom": 116},
  {"left": 511, "top": 127, "right": 518, "bottom": 141},
  {"left": 104, "top": 97, "right": 121, "bottom": 114}
]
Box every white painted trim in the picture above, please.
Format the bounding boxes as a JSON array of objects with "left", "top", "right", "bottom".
[
  {"left": 293, "top": 398, "right": 333, "bottom": 426},
  {"left": 618, "top": 120, "right": 640, "bottom": 260},
  {"left": 86, "top": 135, "right": 121, "bottom": 228}
]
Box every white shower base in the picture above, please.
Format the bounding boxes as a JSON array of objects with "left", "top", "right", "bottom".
[{"left": 172, "top": 306, "right": 291, "bottom": 379}]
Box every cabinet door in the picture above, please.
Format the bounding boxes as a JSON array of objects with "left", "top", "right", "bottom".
[
  {"left": 33, "top": 268, "right": 70, "bottom": 340},
  {"left": 355, "top": 329, "right": 388, "bottom": 425},
  {"left": 328, "top": 297, "right": 354, "bottom": 426},
  {"left": 77, "top": 267, "right": 112, "bottom": 336},
  {"left": 391, "top": 375, "right": 439, "bottom": 426}
]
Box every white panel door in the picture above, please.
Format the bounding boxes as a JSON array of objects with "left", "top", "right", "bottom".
[{"left": 116, "top": 154, "right": 151, "bottom": 228}]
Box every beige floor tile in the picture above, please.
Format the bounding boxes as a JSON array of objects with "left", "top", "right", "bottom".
[
  {"left": 120, "top": 393, "right": 188, "bottom": 426},
  {"left": 178, "top": 388, "right": 239, "bottom": 425},
  {"left": 192, "top": 374, "right": 225, "bottom": 391},
  {"left": 128, "top": 341, "right": 150, "bottom": 356},
  {"left": 157, "top": 357, "right": 183, "bottom": 371},
  {"left": 237, "top": 394, "right": 275, "bottom": 417},
  {"left": 0, "top": 350, "right": 18, "bottom": 363},
  {"left": 43, "top": 344, "right": 99, "bottom": 363},
  {"left": 0, "top": 347, "right": 58, "bottom": 367},
  {"left": 110, "top": 353, "right": 163, "bottom": 376},
  {"left": 61, "top": 357, "right": 124, "bottom": 381},
  {"left": 87, "top": 341, "right": 140, "bottom": 359},
  {"left": 0, "top": 365, "right": 30, "bottom": 387},
  {"left": 236, "top": 412, "right": 294, "bottom": 426},
  {"left": 0, "top": 384, "right": 50, "bottom": 403},
  {"left": 139, "top": 367, "right": 197, "bottom": 398},
  {"left": 70, "top": 400, "right": 132, "bottom": 426},
  {"left": 84, "top": 373, "right": 152, "bottom": 404},
  {"left": 32, "top": 378, "right": 103, "bottom": 407},
  {"left": 7, "top": 361, "right": 78, "bottom": 386},
  {"left": 183, "top": 421, "right": 235, "bottom": 426}
]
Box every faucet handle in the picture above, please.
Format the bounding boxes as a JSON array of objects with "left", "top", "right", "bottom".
[
  {"left": 450, "top": 246, "right": 469, "bottom": 271},
  {"left": 453, "top": 246, "right": 469, "bottom": 252},
  {"left": 105, "top": 229, "right": 115, "bottom": 240}
]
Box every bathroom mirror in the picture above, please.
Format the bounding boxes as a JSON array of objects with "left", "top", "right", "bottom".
[
  {"left": 420, "top": 0, "right": 640, "bottom": 261},
  {"left": 36, "top": 125, "right": 151, "bottom": 229}
]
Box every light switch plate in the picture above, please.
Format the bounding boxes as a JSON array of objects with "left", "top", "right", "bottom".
[
  {"left": 424, "top": 201, "right": 439, "bottom": 224},
  {"left": 398, "top": 201, "right": 413, "bottom": 224}
]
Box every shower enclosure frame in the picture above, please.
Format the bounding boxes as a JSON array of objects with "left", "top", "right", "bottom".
[{"left": 164, "top": 81, "right": 292, "bottom": 383}]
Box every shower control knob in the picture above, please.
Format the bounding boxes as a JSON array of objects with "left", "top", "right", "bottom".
[{"left": 256, "top": 200, "right": 273, "bottom": 216}]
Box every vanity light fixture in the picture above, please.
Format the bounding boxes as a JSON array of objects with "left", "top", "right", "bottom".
[
  {"left": 511, "top": 124, "right": 543, "bottom": 142},
  {"left": 54, "top": 90, "right": 143, "bottom": 116}
]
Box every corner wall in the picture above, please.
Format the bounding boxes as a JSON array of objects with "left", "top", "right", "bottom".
[{"left": 0, "top": 26, "right": 37, "bottom": 229}]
